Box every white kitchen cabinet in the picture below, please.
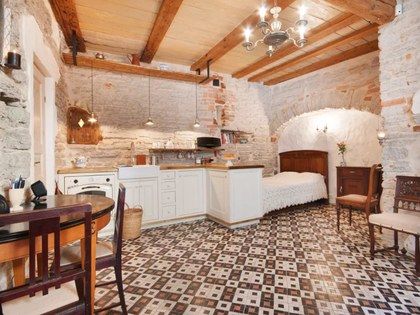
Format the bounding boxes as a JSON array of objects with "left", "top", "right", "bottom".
[
  {"left": 176, "top": 169, "right": 205, "bottom": 217},
  {"left": 207, "top": 170, "right": 228, "bottom": 221},
  {"left": 121, "top": 178, "right": 159, "bottom": 223}
]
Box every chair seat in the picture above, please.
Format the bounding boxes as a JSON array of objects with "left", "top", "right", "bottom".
[
  {"left": 2, "top": 282, "right": 79, "bottom": 315},
  {"left": 61, "top": 241, "right": 113, "bottom": 266},
  {"left": 369, "top": 213, "right": 420, "bottom": 235},
  {"left": 336, "top": 194, "right": 377, "bottom": 206}
]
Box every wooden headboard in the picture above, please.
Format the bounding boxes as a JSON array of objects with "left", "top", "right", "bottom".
[{"left": 279, "top": 150, "right": 329, "bottom": 193}]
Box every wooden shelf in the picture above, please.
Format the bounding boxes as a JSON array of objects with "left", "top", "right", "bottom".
[
  {"left": 221, "top": 129, "right": 253, "bottom": 145},
  {"left": 149, "top": 147, "right": 224, "bottom": 153}
]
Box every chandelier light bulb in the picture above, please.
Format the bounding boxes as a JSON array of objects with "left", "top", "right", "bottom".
[
  {"left": 258, "top": 6, "right": 267, "bottom": 22},
  {"left": 244, "top": 27, "right": 252, "bottom": 42},
  {"left": 299, "top": 24, "right": 306, "bottom": 39},
  {"left": 145, "top": 117, "right": 154, "bottom": 126},
  {"left": 88, "top": 112, "right": 97, "bottom": 124},
  {"left": 193, "top": 119, "right": 200, "bottom": 128},
  {"left": 299, "top": 5, "right": 307, "bottom": 20}
]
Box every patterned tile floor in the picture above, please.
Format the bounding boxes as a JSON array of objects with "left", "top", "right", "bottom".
[{"left": 95, "top": 204, "right": 420, "bottom": 314}]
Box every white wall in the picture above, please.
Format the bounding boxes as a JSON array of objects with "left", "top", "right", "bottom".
[{"left": 277, "top": 108, "right": 382, "bottom": 201}]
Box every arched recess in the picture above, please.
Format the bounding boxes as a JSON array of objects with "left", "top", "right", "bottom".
[{"left": 274, "top": 108, "right": 382, "bottom": 201}]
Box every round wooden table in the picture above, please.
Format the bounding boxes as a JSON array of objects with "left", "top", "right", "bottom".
[{"left": 0, "top": 194, "right": 115, "bottom": 314}]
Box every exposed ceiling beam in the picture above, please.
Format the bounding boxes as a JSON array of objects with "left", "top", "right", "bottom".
[
  {"left": 249, "top": 24, "right": 378, "bottom": 82},
  {"left": 319, "top": 0, "right": 396, "bottom": 25},
  {"left": 190, "top": 0, "right": 295, "bottom": 72},
  {"left": 49, "top": 0, "right": 86, "bottom": 52},
  {"left": 62, "top": 53, "right": 208, "bottom": 84},
  {"left": 264, "top": 40, "right": 378, "bottom": 86},
  {"left": 138, "top": 0, "right": 184, "bottom": 64},
  {"left": 232, "top": 12, "right": 360, "bottom": 79}
]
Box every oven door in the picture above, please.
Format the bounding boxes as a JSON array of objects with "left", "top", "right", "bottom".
[{"left": 67, "top": 184, "right": 114, "bottom": 199}]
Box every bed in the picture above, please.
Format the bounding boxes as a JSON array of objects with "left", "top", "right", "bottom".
[{"left": 263, "top": 150, "right": 329, "bottom": 214}]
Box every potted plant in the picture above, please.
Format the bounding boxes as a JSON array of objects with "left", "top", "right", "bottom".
[{"left": 337, "top": 141, "right": 347, "bottom": 166}]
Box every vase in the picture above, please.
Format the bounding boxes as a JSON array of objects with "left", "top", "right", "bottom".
[{"left": 340, "top": 154, "right": 346, "bottom": 166}]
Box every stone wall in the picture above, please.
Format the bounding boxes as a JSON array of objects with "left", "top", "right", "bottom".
[
  {"left": 56, "top": 65, "right": 276, "bottom": 174},
  {"left": 378, "top": 0, "right": 420, "bottom": 215},
  {"left": 269, "top": 51, "right": 381, "bottom": 134}
]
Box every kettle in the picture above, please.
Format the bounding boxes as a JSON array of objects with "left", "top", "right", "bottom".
[{"left": 73, "top": 156, "right": 88, "bottom": 168}]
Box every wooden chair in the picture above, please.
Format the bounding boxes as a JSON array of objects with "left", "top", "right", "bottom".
[
  {"left": 336, "top": 164, "right": 382, "bottom": 230},
  {"left": 60, "top": 184, "right": 128, "bottom": 314},
  {"left": 369, "top": 176, "right": 420, "bottom": 274},
  {"left": 0, "top": 204, "right": 92, "bottom": 315}
]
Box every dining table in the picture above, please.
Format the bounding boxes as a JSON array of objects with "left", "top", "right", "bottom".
[{"left": 0, "top": 194, "right": 115, "bottom": 314}]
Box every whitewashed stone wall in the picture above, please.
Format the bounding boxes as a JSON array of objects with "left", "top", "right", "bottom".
[
  {"left": 56, "top": 66, "right": 276, "bottom": 174},
  {"left": 269, "top": 52, "right": 381, "bottom": 134},
  {"left": 277, "top": 109, "right": 382, "bottom": 201},
  {"left": 378, "top": 0, "right": 420, "bottom": 251}
]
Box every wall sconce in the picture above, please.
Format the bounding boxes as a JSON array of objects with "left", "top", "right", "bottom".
[
  {"left": 1, "top": 51, "right": 21, "bottom": 70},
  {"left": 377, "top": 131, "right": 386, "bottom": 145},
  {"left": 316, "top": 125, "right": 328, "bottom": 133}
]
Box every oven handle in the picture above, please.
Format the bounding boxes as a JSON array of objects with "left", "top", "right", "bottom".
[{"left": 81, "top": 186, "right": 102, "bottom": 190}]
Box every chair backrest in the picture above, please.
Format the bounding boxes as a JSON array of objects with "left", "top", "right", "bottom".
[
  {"left": 393, "top": 175, "right": 420, "bottom": 213},
  {"left": 0, "top": 204, "right": 92, "bottom": 313},
  {"left": 366, "top": 164, "right": 381, "bottom": 200},
  {"left": 112, "top": 184, "right": 126, "bottom": 258}
]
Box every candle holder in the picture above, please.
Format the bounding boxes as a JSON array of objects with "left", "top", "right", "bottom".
[{"left": 4, "top": 51, "right": 21, "bottom": 70}]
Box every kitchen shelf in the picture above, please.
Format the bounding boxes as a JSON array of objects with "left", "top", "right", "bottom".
[
  {"left": 221, "top": 129, "right": 253, "bottom": 144},
  {"left": 149, "top": 147, "right": 224, "bottom": 153}
]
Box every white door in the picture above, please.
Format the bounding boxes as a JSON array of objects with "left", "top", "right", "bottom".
[
  {"left": 207, "top": 170, "right": 228, "bottom": 220},
  {"left": 122, "top": 179, "right": 159, "bottom": 223},
  {"left": 33, "top": 65, "right": 46, "bottom": 183},
  {"left": 176, "top": 170, "right": 204, "bottom": 217}
]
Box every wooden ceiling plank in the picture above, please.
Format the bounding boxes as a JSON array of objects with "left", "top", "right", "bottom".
[
  {"left": 49, "top": 0, "right": 86, "bottom": 52},
  {"left": 249, "top": 23, "right": 378, "bottom": 82},
  {"left": 62, "top": 53, "right": 208, "bottom": 84},
  {"left": 264, "top": 40, "right": 378, "bottom": 86},
  {"left": 190, "top": 0, "right": 296, "bottom": 72},
  {"left": 139, "top": 0, "right": 184, "bottom": 63},
  {"left": 232, "top": 12, "right": 360, "bottom": 79},
  {"left": 319, "top": 0, "right": 396, "bottom": 25}
]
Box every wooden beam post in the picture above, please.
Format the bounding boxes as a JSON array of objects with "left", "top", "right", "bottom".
[
  {"left": 249, "top": 24, "right": 378, "bottom": 82},
  {"left": 264, "top": 40, "right": 378, "bottom": 86},
  {"left": 232, "top": 13, "right": 360, "bottom": 79},
  {"left": 49, "top": 0, "right": 86, "bottom": 52},
  {"left": 140, "top": 0, "right": 184, "bottom": 63},
  {"left": 190, "top": 0, "right": 295, "bottom": 72},
  {"left": 62, "top": 53, "right": 208, "bottom": 84},
  {"left": 320, "top": 0, "right": 396, "bottom": 25}
]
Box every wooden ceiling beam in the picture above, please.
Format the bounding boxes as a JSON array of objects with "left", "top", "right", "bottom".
[
  {"left": 249, "top": 24, "right": 378, "bottom": 82},
  {"left": 264, "top": 40, "right": 379, "bottom": 86},
  {"left": 49, "top": 0, "right": 86, "bottom": 52},
  {"left": 62, "top": 53, "right": 208, "bottom": 84},
  {"left": 137, "top": 0, "right": 184, "bottom": 64},
  {"left": 232, "top": 12, "right": 360, "bottom": 79},
  {"left": 190, "top": 0, "right": 296, "bottom": 72},
  {"left": 319, "top": 0, "right": 396, "bottom": 25}
]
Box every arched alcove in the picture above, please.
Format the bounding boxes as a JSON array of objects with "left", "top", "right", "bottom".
[{"left": 276, "top": 108, "right": 382, "bottom": 201}]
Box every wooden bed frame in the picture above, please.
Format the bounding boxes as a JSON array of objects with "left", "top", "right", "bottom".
[{"left": 279, "top": 150, "right": 329, "bottom": 195}]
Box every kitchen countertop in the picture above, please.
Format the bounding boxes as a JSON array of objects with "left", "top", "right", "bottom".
[
  {"left": 159, "top": 164, "right": 264, "bottom": 170},
  {"left": 57, "top": 167, "right": 118, "bottom": 174}
]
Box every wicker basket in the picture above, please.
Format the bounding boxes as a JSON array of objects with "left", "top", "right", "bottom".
[{"left": 122, "top": 203, "right": 143, "bottom": 240}]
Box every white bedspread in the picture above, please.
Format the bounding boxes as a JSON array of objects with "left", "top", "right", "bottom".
[{"left": 262, "top": 171, "right": 328, "bottom": 214}]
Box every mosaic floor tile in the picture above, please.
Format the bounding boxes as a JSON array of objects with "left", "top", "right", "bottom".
[{"left": 95, "top": 204, "right": 419, "bottom": 314}]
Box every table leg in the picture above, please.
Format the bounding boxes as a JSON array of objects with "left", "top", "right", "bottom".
[
  {"left": 90, "top": 222, "right": 98, "bottom": 315},
  {"left": 12, "top": 258, "right": 25, "bottom": 286}
]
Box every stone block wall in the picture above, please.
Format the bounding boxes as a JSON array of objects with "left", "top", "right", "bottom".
[
  {"left": 269, "top": 52, "right": 381, "bottom": 134},
  {"left": 56, "top": 63, "right": 276, "bottom": 174},
  {"left": 379, "top": 0, "right": 420, "bottom": 214}
]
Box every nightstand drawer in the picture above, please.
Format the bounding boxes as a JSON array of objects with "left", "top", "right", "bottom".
[
  {"left": 161, "top": 191, "right": 176, "bottom": 205},
  {"left": 341, "top": 168, "right": 364, "bottom": 177},
  {"left": 161, "top": 181, "right": 175, "bottom": 190}
]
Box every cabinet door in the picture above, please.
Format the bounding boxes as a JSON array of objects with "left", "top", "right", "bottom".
[
  {"left": 176, "top": 170, "right": 204, "bottom": 217},
  {"left": 121, "top": 179, "right": 159, "bottom": 223},
  {"left": 207, "top": 171, "right": 228, "bottom": 220}
]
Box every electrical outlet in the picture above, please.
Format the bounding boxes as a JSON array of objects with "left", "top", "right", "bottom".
[{"left": 395, "top": 3, "right": 403, "bottom": 16}]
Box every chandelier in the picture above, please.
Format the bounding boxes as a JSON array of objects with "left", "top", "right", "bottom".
[{"left": 243, "top": 2, "right": 308, "bottom": 57}]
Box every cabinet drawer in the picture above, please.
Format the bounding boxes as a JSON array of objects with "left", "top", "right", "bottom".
[
  {"left": 161, "top": 181, "right": 175, "bottom": 190},
  {"left": 161, "top": 191, "right": 176, "bottom": 205},
  {"left": 341, "top": 168, "right": 364, "bottom": 177},
  {"left": 161, "top": 171, "right": 175, "bottom": 180},
  {"left": 161, "top": 205, "right": 176, "bottom": 219}
]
